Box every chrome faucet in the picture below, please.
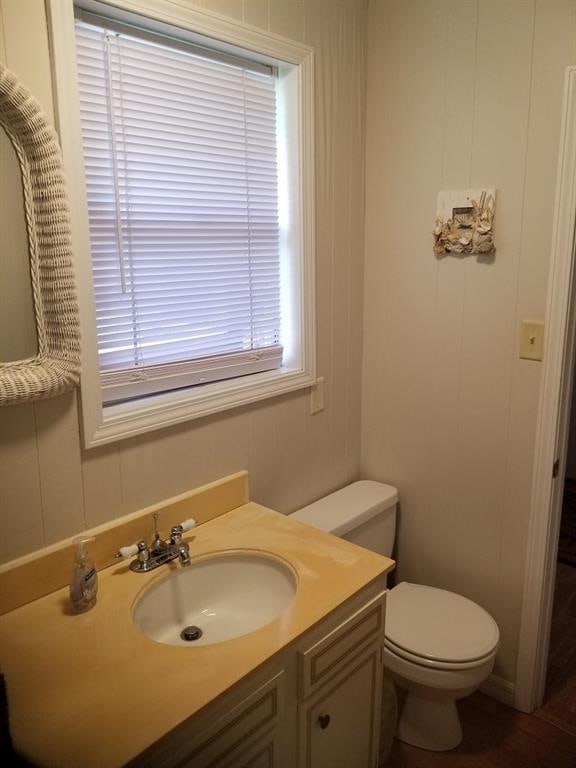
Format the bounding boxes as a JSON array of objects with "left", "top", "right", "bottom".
[{"left": 118, "top": 514, "right": 196, "bottom": 573}]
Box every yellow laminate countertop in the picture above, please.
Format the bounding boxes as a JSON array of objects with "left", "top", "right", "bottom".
[{"left": 0, "top": 502, "right": 394, "bottom": 768}]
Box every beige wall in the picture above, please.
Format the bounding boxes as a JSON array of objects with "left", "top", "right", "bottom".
[
  {"left": 0, "top": 0, "right": 367, "bottom": 562},
  {"left": 362, "top": 0, "right": 576, "bottom": 686}
]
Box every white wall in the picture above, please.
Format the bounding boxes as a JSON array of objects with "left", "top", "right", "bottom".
[
  {"left": 0, "top": 0, "right": 368, "bottom": 563},
  {"left": 362, "top": 0, "right": 576, "bottom": 686}
]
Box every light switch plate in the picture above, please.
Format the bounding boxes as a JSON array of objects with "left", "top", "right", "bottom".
[
  {"left": 310, "top": 377, "right": 324, "bottom": 414},
  {"left": 520, "top": 320, "right": 544, "bottom": 361}
]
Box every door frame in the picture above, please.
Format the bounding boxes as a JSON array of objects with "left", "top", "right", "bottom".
[{"left": 515, "top": 66, "right": 576, "bottom": 713}]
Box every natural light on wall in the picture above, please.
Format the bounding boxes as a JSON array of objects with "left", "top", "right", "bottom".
[{"left": 47, "top": 0, "right": 315, "bottom": 447}]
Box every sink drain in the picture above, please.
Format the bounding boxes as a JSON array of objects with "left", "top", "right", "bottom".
[{"left": 181, "top": 625, "right": 203, "bottom": 642}]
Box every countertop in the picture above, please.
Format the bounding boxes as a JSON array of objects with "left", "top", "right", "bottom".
[{"left": 0, "top": 502, "right": 394, "bottom": 768}]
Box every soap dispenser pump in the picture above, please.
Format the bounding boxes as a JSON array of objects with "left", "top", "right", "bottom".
[{"left": 69, "top": 536, "right": 98, "bottom": 613}]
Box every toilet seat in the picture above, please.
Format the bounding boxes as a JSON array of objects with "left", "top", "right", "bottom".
[
  {"left": 384, "top": 637, "right": 496, "bottom": 671},
  {"left": 385, "top": 582, "right": 499, "bottom": 669}
]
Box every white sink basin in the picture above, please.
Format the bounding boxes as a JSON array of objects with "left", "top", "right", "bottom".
[{"left": 132, "top": 550, "right": 297, "bottom": 646}]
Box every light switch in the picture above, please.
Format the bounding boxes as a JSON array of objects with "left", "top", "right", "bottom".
[
  {"left": 520, "top": 321, "right": 544, "bottom": 361},
  {"left": 310, "top": 377, "right": 325, "bottom": 414}
]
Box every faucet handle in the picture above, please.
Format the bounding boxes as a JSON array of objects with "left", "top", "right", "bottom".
[
  {"left": 135, "top": 540, "right": 150, "bottom": 565},
  {"left": 117, "top": 543, "right": 139, "bottom": 559},
  {"left": 170, "top": 517, "right": 197, "bottom": 544},
  {"left": 117, "top": 540, "right": 149, "bottom": 561},
  {"left": 170, "top": 525, "right": 183, "bottom": 545}
]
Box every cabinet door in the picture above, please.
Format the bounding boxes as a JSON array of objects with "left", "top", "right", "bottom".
[
  {"left": 298, "top": 644, "right": 382, "bottom": 768},
  {"left": 218, "top": 729, "right": 280, "bottom": 768},
  {"left": 299, "top": 591, "right": 386, "bottom": 699}
]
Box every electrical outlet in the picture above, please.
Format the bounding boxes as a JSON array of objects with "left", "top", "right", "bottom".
[
  {"left": 520, "top": 320, "right": 544, "bottom": 361},
  {"left": 310, "top": 377, "right": 325, "bottom": 414}
]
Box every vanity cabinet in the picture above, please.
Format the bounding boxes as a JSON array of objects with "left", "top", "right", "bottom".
[
  {"left": 132, "top": 588, "right": 387, "bottom": 768},
  {"left": 134, "top": 671, "right": 288, "bottom": 768},
  {"left": 218, "top": 731, "right": 280, "bottom": 768}
]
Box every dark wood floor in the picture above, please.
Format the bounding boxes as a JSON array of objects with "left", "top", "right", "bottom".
[
  {"left": 535, "top": 562, "right": 576, "bottom": 736},
  {"left": 386, "top": 692, "right": 576, "bottom": 768},
  {"left": 385, "top": 563, "right": 576, "bottom": 768}
]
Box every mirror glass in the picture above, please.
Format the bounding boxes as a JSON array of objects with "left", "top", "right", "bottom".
[
  {"left": 0, "top": 125, "right": 38, "bottom": 361},
  {"left": 0, "top": 62, "right": 80, "bottom": 407}
]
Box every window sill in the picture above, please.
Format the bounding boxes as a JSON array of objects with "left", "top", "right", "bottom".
[{"left": 83, "top": 367, "right": 316, "bottom": 448}]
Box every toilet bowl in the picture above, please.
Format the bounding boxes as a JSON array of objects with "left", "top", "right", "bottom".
[
  {"left": 292, "top": 481, "right": 500, "bottom": 753},
  {"left": 382, "top": 581, "right": 498, "bottom": 750}
]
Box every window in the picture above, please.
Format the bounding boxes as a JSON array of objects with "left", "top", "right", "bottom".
[
  {"left": 48, "top": 0, "right": 315, "bottom": 446},
  {"left": 76, "top": 13, "right": 283, "bottom": 403}
]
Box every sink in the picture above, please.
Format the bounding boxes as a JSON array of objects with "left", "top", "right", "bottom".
[{"left": 132, "top": 550, "right": 297, "bottom": 646}]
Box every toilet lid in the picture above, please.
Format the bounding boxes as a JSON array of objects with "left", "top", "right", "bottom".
[{"left": 385, "top": 582, "right": 500, "bottom": 663}]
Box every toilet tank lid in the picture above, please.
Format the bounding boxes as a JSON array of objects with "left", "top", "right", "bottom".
[{"left": 291, "top": 480, "right": 398, "bottom": 537}]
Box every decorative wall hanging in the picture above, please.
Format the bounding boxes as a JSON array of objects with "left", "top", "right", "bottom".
[
  {"left": 433, "top": 189, "right": 496, "bottom": 256},
  {"left": 0, "top": 63, "right": 80, "bottom": 406}
]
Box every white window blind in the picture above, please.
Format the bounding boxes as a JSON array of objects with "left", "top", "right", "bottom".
[{"left": 74, "top": 15, "right": 282, "bottom": 404}]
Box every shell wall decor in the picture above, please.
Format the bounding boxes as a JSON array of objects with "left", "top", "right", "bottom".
[{"left": 433, "top": 189, "right": 496, "bottom": 256}]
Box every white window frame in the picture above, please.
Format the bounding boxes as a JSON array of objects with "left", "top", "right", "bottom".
[{"left": 47, "top": 0, "right": 316, "bottom": 448}]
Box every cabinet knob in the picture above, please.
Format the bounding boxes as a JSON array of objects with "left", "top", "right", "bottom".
[{"left": 318, "top": 713, "right": 331, "bottom": 730}]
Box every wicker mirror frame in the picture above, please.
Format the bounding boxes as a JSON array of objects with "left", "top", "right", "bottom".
[{"left": 0, "top": 64, "right": 80, "bottom": 405}]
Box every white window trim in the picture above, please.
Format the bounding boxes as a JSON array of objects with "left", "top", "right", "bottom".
[{"left": 47, "top": 0, "right": 316, "bottom": 448}]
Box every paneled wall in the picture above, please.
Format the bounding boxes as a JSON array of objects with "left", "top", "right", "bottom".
[
  {"left": 0, "top": 0, "right": 367, "bottom": 562},
  {"left": 362, "top": 0, "right": 576, "bottom": 687}
]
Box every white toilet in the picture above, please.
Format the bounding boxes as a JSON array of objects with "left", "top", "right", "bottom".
[{"left": 291, "top": 480, "right": 500, "bottom": 752}]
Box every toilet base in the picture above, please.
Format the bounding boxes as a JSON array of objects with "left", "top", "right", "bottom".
[
  {"left": 384, "top": 640, "right": 497, "bottom": 752},
  {"left": 396, "top": 690, "right": 462, "bottom": 751}
]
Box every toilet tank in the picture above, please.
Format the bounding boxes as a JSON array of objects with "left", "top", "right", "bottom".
[{"left": 291, "top": 481, "right": 398, "bottom": 556}]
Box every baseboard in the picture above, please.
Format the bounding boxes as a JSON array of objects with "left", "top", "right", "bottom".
[{"left": 480, "top": 673, "right": 516, "bottom": 708}]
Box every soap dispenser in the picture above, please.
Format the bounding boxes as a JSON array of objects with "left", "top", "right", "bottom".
[{"left": 69, "top": 536, "right": 98, "bottom": 613}]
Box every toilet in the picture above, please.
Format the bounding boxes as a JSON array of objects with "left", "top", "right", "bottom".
[{"left": 291, "top": 480, "right": 499, "bottom": 752}]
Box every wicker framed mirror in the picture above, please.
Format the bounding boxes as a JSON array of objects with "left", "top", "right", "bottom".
[{"left": 0, "top": 64, "right": 80, "bottom": 405}]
